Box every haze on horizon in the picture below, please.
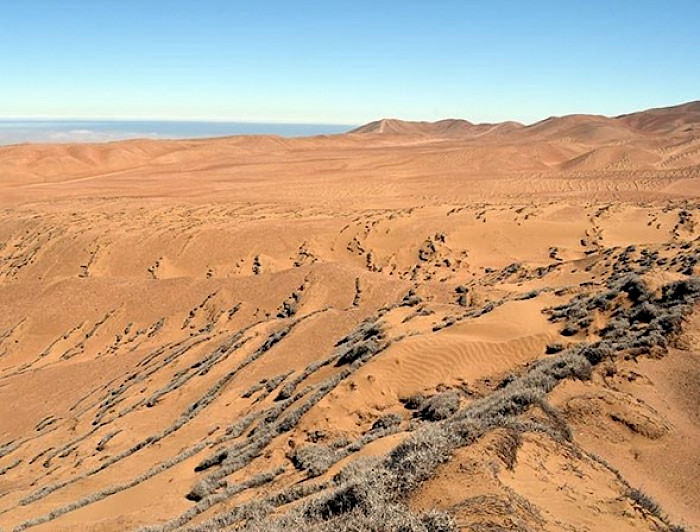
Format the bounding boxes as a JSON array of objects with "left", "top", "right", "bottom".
[{"left": 2, "top": 0, "right": 699, "bottom": 125}]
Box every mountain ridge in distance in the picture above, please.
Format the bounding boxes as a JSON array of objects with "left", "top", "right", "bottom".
[{"left": 350, "top": 100, "right": 700, "bottom": 138}]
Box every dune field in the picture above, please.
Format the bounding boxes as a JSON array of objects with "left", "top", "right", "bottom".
[{"left": 0, "top": 101, "right": 698, "bottom": 531}]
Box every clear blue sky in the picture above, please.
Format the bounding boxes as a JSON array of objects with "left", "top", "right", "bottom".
[{"left": 1, "top": 0, "right": 698, "bottom": 124}]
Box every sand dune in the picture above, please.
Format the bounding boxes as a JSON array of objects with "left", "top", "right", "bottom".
[{"left": 0, "top": 101, "right": 698, "bottom": 531}]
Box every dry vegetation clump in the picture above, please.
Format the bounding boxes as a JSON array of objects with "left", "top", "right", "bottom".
[
  {"left": 95, "top": 429, "right": 121, "bottom": 452},
  {"left": 371, "top": 412, "right": 402, "bottom": 431},
  {"left": 334, "top": 321, "right": 386, "bottom": 366},
  {"left": 0, "top": 458, "right": 22, "bottom": 476},
  {"left": 401, "top": 289, "right": 423, "bottom": 307},
  {"left": 277, "top": 283, "right": 306, "bottom": 318},
  {"left": 623, "top": 488, "right": 689, "bottom": 532},
  {"left": 400, "top": 394, "right": 427, "bottom": 411},
  {"left": 416, "top": 390, "right": 460, "bottom": 421},
  {"left": 289, "top": 423, "right": 404, "bottom": 479},
  {"left": 289, "top": 443, "right": 337, "bottom": 478}
]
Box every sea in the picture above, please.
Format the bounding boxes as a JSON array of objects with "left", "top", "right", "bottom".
[{"left": 0, "top": 120, "right": 356, "bottom": 146}]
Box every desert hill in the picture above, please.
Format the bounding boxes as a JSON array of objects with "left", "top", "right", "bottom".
[
  {"left": 617, "top": 100, "right": 700, "bottom": 133},
  {"left": 0, "top": 101, "right": 698, "bottom": 531},
  {"left": 351, "top": 101, "right": 700, "bottom": 143}
]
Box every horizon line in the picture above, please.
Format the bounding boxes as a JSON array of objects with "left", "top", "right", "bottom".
[
  {"left": 0, "top": 116, "right": 359, "bottom": 126},
  {"left": 0, "top": 99, "right": 697, "bottom": 129}
]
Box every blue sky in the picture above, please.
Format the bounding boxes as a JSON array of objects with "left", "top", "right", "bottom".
[{"left": 1, "top": 0, "right": 698, "bottom": 124}]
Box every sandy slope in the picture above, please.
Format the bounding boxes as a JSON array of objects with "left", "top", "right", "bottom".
[{"left": 0, "top": 102, "right": 698, "bottom": 531}]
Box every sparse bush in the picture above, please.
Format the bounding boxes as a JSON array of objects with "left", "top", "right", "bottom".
[
  {"left": 545, "top": 343, "right": 564, "bottom": 354},
  {"left": 335, "top": 320, "right": 382, "bottom": 347},
  {"left": 290, "top": 444, "right": 336, "bottom": 477},
  {"left": 580, "top": 344, "right": 613, "bottom": 365},
  {"left": 420, "top": 510, "right": 458, "bottom": 532},
  {"left": 371, "top": 413, "right": 402, "bottom": 431},
  {"left": 615, "top": 274, "right": 650, "bottom": 303},
  {"left": 627, "top": 488, "right": 662, "bottom": 516},
  {"left": 417, "top": 390, "right": 460, "bottom": 421},
  {"left": 560, "top": 325, "right": 578, "bottom": 336},
  {"left": 401, "top": 290, "right": 422, "bottom": 307},
  {"left": 400, "top": 394, "right": 426, "bottom": 410},
  {"left": 96, "top": 430, "right": 121, "bottom": 452},
  {"left": 660, "top": 278, "right": 700, "bottom": 305},
  {"left": 336, "top": 337, "right": 382, "bottom": 366}
]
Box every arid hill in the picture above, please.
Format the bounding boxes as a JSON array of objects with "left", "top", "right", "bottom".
[
  {"left": 617, "top": 101, "right": 700, "bottom": 134},
  {"left": 351, "top": 100, "right": 700, "bottom": 140},
  {"left": 0, "top": 101, "right": 698, "bottom": 532}
]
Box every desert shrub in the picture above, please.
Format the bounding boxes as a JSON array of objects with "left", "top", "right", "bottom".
[
  {"left": 600, "top": 317, "right": 630, "bottom": 338},
  {"left": 336, "top": 337, "right": 382, "bottom": 366},
  {"left": 371, "top": 413, "right": 402, "bottom": 431},
  {"left": 307, "top": 430, "right": 326, "bottom": 443},
  {"left": 401, "top": 290, "right": 422, "bottom": 307},
  {"left": 22, "top": 322, "right": 301, "bottom": 507},
  {"left": 15, "top": 441, "right": 208, "bottom": 530},
  {"left": 335, "top": 320, "right": 382, "bottom": 347},
  {"left": 194, "top": 449, "right": 229, "bottom": 473},
  {"left": 329, "top": 436, "right": 353, "bottom": 450},
  {"left": 579, "top": 344, "right": 613, "bottom": 364},
  {"left": 577, "top": 316, "right": 592, "bottom": 328},
  {"left": 400, "top": 394, "right": 426, "bottom": 410},
  {"left": 496, "top": 373, "right": 516, "bottom": 389},
  {"left": 627, "top": 488, "right": 662, "bottom": 516},
  {"left": 275, "top": 354, "right": 339, "bottom": 401},
  {"left": 241, "top": 379, "right": 266, "bottom": 399},
  {"left": 253, "top": 371, "right": 293, "bottom": 402},
  {"left": 560, "top": 325, "right": 578, "bottom": 337},
  {"left": 260, "top": 325, "right": 293, "bottom": 352},
  {"left": 187, "top": 477, "right": 220, "bottom": 502},
  {"left": 189, "top": 338, "right": 391, "bottom": 502},
  {"left": 96, "top": 430, "right": 121, "bottom": 451},
  {"left": 277, "top": 298, "right": 298, "bottom": 318},
  {"left": 629, "top": 302, "right": 660, "bottom": 324},
  {"left": 385, "top": 424, "right": 455, "bottom": 495},
  {"left": 290, "top": 444, "right": 336, "bottom": 477},
  {"left": 615, "top": 274, "right": 651, "bottom": 303},
  {"left": 545, "top": 343, "right": 565, "bottom": 354},
  {"left": 174, "top": 278, "right": 699, "bottom": 532},
  {"left": 420, "top": 510, "right": 458, "bottom": 532},
  {"left": 547, "top": 299, "right": 587, "bottom": 323},
  {"left": 417, "top": 391, "right": 460, "bottom": 421},
  {"left": 660, "top": 277, "right": 700, "bottom": 305},
  {"left": 275, "top": 382, "right": 296, "bottom": 401},
  {"left": 517, "top": 290, "right": 539, "bottom": 300},
  {"left": 649, "top": 310, "right": 683, "bottom": 335},
  {"left": 586, "top": 291, "right": 617, "bottom": 311},
  {"left": 0, "top": 458, "right": 21, "bottom": 475}
]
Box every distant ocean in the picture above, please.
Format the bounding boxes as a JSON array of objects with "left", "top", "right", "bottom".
[{"left": 0, "top": 120, "right": 355, "bottom": 146}]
